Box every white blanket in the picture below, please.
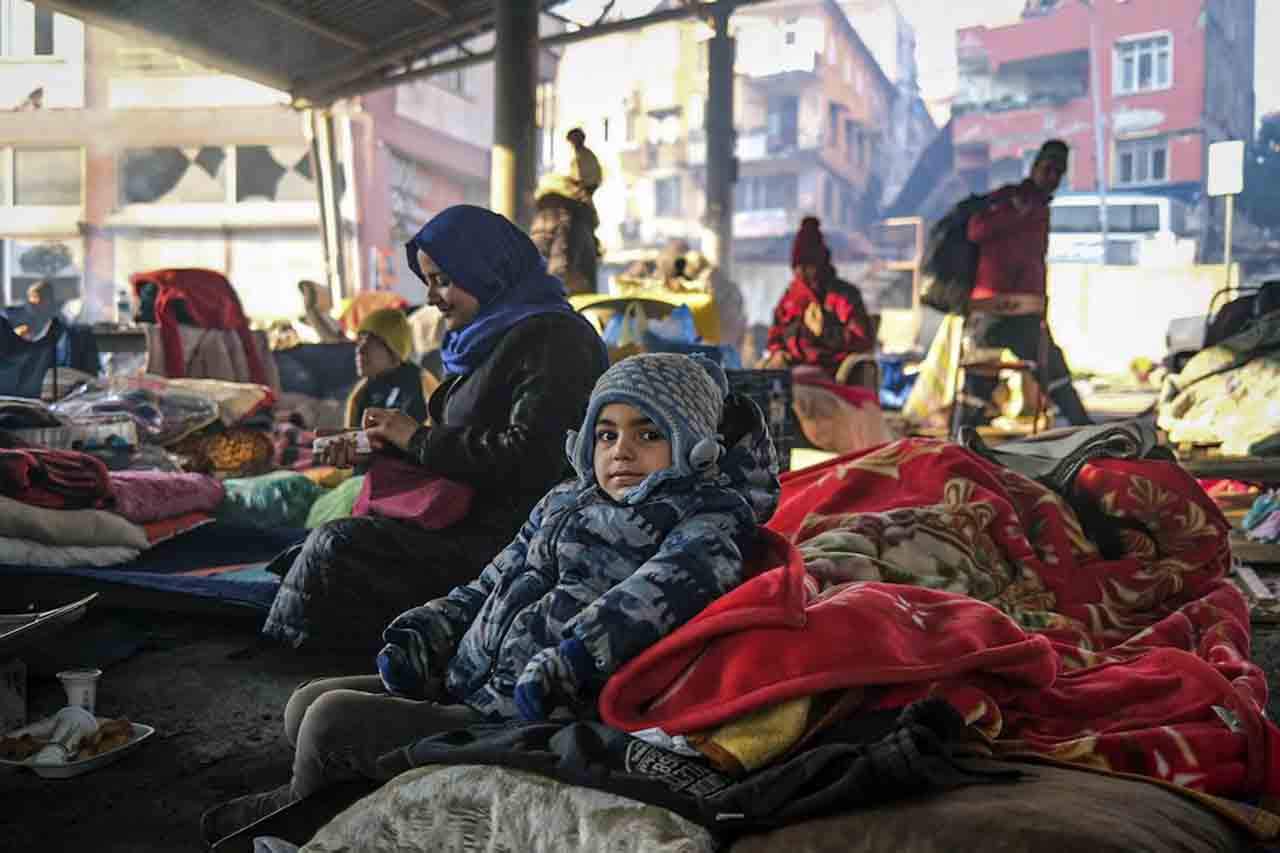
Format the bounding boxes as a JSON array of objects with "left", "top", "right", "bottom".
[
  {"left": 302, "top": 765, "right": 715, "bottom": 853},
  {"left": 0, "top": 496, "right": 149, "bottom": 550},
  {"left": 0, "top": 535, "right": 139, "bottom": 568}
]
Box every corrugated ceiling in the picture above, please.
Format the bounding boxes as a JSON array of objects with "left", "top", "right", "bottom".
[{"left": 37, "top": 0, "right": 569, "bottom": 104}]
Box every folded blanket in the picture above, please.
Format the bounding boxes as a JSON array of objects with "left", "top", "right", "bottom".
[
  {"left": 0, "top": 535, "right": 139, "bottom": 568},
  {"left": 108, "top": 470, "right": 225, "bottom": 524},
  {"left": 0, "top": 447, "right": 111, "bottom": 509},
  {"left": 0, "top": 494, "right": 149, "bottom": 549}
]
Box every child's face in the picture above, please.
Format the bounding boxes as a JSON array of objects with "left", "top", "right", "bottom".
[{"left": 593, "top": 402, "right": 673, "bottom": 500}]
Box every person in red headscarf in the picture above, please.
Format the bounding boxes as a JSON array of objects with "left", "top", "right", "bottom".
[{"left": 763, "top": 217, "right": 874, "bottom": 381}]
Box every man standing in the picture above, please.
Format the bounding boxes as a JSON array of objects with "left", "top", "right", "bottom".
[
  {"left": 957, "top": 139, "right": 1092, "bottom": 428},
  {"left": 531, "top": 128, "right": 603, "bottom": 294}
]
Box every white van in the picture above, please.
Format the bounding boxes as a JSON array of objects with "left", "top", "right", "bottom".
[{"left": 1047, "top": 194, "right": 1197, "bottom": 266}]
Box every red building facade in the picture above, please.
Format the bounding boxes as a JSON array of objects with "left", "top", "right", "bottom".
[{"left": 952, "top": 0, "right": 1254, "bottom": 210}]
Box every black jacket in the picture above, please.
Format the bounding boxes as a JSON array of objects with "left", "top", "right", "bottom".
[
  {"left": 374, "top": 699, "right": 1018, "bottom": 839},
  {"left": 260, "top": 311, "right": 607, "bottom": 651},
  {"left": 406, "top": 311, "right": 609, "bottom": 541}
]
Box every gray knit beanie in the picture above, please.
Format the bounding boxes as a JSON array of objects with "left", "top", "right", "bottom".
[{"left": 567, "top": 353, "right": 730, "bottom": 487}]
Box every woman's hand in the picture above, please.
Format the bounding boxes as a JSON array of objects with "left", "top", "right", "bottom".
[
  {"left": 363, "top": 407, "right": 421, "bottom": 452},
  {"left": 313, "top": 430, "right": 362, "bottom": 468}
]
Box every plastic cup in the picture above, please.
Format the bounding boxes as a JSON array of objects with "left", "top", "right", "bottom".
[{"left": 56, "top": 669, "right": 102, "bottom": 715}]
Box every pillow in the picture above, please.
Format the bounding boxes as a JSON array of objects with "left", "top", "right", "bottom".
[
  {"left": 218, "top": 471, "right": 322, "bottom": 530},
  {"left": 305, "top": 476, "right": 364, "bottom": 529},
  {"left": 0, "top": 495, "right": 149, "bottom": 550}
]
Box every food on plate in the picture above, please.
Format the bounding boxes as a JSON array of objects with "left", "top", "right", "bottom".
[
  {"left": 0, "top": 716, "right": 133, "bottom": 763},
  {"left": 0, "top": 732, "right": 44, "bottom": 761},
  {"left": 76, "top": 718, "right": 132, "bottom": 759}
]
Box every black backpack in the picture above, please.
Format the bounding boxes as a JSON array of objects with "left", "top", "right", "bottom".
[{"left": 919, "top": 194, "right": 988, "bottom": 315}]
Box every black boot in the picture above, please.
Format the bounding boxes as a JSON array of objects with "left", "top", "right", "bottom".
[
  {"left": 200, "top": 782, "right": 297, "bottom": 848},
  {"left": 1048, "top": 380, "right": 1094, "bottom": 427}
]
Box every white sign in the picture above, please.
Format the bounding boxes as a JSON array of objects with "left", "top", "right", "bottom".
[{"left": 1208, "top": 140, "right": 1245, "bottom": 197}]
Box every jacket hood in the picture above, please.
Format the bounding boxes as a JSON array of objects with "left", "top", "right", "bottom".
[{"left": 567, "top": 391, "right": 780, "bottom": 523}]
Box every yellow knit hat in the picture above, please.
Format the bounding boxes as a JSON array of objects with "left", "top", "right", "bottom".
[{"left": 357, "top": 308, "right": 413, "bottom": 361}]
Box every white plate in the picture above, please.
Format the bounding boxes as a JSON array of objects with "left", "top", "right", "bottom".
[{"left": 0, "top": 716, "right": 155, "bottom": 779}]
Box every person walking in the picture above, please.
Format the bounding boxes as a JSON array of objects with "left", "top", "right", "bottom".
[{"left": 957, "top": 139, "right": 1092, "bottom": 428}]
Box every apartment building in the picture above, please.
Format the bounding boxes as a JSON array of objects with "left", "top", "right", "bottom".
[
  {"left": 552, "top": 0, "right": 909, "bottom": 281},
  {"left": 0, "top": 0, "right": 494, "bottom": 322},
  {"left": 952, "top": 0, "right": 1255, "bottom": 258}
]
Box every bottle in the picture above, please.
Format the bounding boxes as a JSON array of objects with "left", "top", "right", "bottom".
[{"left": 115, "top": 288, "right": 132, "bottom": 325}]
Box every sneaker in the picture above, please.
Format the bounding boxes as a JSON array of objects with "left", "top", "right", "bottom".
[{"left": 200, "top": 782, "right": 297, "bottom": 848}]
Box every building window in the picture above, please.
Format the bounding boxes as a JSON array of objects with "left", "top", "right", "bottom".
[
  {"left": 828, "top": 103, "right": 840, "bottom": 148},
  {"left": 767, "top": 95, "right": 799, "bottom": 151},
  {"left": 12, "top": 148, "right": 81, "bottom": 205},
  {"left": 654, "top": 176, "right": 682, "bottom": 217},
  {"left": 1115, "top": 137, "right": 1168, "bottom": 186},
  {"left": 1114, "top": 33, "right": 1171, "bottom": 95},
  {"left": 235, "top": 145, "right": 315, "bottom": 202},
  {"left": 734, "top": 174, "right": 798, "bottom": 211},
  {"left": 1, "top": 0, "right": 57, "bottom": 57}
]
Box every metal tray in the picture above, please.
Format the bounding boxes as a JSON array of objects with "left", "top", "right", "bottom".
[{"left": 0, "top": 716, "right": 154, "bottom": 779}]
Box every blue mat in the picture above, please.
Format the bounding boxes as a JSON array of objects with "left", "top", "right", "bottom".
[{"left": 0, "top": 522, "right": 306, "bottom": 611}]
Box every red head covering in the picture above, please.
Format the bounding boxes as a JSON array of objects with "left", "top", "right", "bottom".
[{"left": 790, "top": 216, "right": 828, "bottom": 268}]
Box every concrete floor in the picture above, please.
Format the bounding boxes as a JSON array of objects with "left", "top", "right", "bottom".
[{"left": 0, "top": 610, "right": 368, "bottom": 852}]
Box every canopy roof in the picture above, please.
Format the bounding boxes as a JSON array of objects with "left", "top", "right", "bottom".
[{"left": 40, "top": 0, "right": 572, "bottom": 105}]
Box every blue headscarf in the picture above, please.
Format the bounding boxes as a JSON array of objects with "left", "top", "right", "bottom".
[{"left": 406, "top": 205, "right": 600, "bottom": 375}]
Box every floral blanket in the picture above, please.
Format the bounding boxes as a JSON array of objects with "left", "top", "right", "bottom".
[{"left": 600, "top": 439, "right": 1280, "bottom": 802}]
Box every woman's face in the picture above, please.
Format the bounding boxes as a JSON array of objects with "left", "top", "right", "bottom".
[
  {"left": 417, "top": 248, "right": 479, "bottom": 331},
  {"left": 796, "top": 263, "right": 821, "bottom": 286}
]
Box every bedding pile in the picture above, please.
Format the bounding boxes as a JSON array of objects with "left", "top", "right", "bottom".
[{"left": 601, "top": 437, "right": 1278, "bottom": 802}]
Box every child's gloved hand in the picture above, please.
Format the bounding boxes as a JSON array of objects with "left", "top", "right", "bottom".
[
  {"left": 514, "top": 637, "right": 596, "bottom": 721},
  {"left": 376, "top": 641, "right": 428, "bottom": 699},
  {"left": 376, "top": 616, "right": 438, "bottom": 699}
]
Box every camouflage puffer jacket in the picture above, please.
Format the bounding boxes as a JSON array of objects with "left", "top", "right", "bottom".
[{"left": 384, "top": 393, "right": 780, "bottom": 719}]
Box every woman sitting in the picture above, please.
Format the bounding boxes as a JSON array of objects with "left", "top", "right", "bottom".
[
  {"left": 343, "top": 307, "right": 435, "bottom": 428},
  {"left": 763, "top": 216, "right": 876, "bottom": 387},
  {"left": 261, "top": 205, "right": 610, "bottom": 652}
]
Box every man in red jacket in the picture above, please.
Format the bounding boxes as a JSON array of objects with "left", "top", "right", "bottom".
[{"left": 957, "top": 139, "right": 1092, "bottom": 429}]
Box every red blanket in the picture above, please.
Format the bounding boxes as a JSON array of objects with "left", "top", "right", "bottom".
[
  {"left": 600, "top": 439, "right": 1280, "bottom": 800},
  {"left": 130, "top": 268, "right": 268, "bottom": 387}
]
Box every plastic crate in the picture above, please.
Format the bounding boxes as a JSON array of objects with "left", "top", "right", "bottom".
[{"left": 726, "top": 369, "right": 798, "bottom": 472}]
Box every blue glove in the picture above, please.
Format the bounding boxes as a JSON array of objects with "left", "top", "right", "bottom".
[
  {"left": 376, "top": 622, "right": 435, "bottom": 699},
  {"left": 513, "top": 637, "right": 596, "bottom": 721}
]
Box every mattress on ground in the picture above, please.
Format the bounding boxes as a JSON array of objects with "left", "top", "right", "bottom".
[{"left": 0, "top": 522, "right": 302, "bottom": 612}]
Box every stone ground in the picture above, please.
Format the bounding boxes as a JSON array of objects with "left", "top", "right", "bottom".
[{"left": 0, "top": 608, "right": 368, "bottom": 852}]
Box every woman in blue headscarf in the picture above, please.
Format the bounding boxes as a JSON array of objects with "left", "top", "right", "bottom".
[{"left": 261, "top": 205, "right": 608, "bottom": 655}]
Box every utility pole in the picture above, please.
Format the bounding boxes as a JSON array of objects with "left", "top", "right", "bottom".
[
  {"left": 702, "top": 1, "right": 738, "bottom": 281},
  {"left": 1083, "top": 0, "right": 1109, "bottom": 264}
]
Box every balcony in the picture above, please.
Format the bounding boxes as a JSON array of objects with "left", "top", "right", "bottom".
[{"left": 619, "top": 141, "right": 687, "bottom": 174}]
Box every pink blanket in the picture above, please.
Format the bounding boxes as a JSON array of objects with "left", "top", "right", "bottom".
[{"left": 108, "top": 470, "right": 225, "bottom": 524}]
